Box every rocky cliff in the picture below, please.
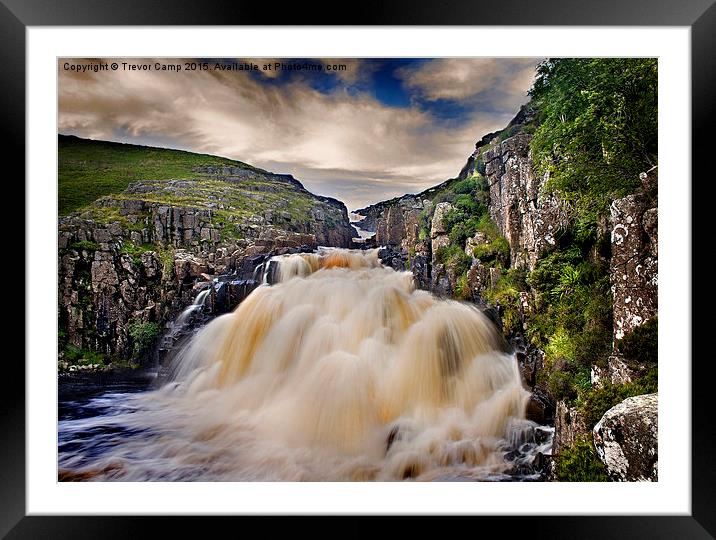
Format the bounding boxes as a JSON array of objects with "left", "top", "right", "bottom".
[
  {"left": 356, "top": 131, "right": 568, "bottom": 296},
  {"left": 481, "top": 134, "right": 570, "bottom": 271},
  {"left": 58, "top": 136, "right": 356, "bottom": 366},
  {"left": 355, "top": 107, "right": 658, "bottom": 481}
]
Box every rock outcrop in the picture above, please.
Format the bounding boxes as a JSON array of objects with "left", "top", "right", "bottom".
[
  {"left": 359, "top": 195, "right": 432, "bottom": 290},
  {"left": 593, "top": 393, "right": 658, "bottom": 481},
  {"left": 481, "top": 133, "right": 570, "bottom": 270},
  {"left": 430, "top": 202, "right": 453, "bottom": 295},
  {"left": 593, "top": 167, "right": 658, "bottom": 385},
  {"left": 59, "top": 155, "right": 356, "bottom": 364},
  {"left": 552, "top": 401, "right": 589, "bottom": 457},
  {"left": 458, "top": 104, "right": 537, "bottom": 180},
  {"left": 610, "top": 168, "right": 658, "bottom": 342}
]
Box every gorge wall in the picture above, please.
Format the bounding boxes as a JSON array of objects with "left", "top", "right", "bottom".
[
  {"left": 355, "top": 115, "right": 658, "bottom": 481},
  {"left": 357, "top": 130, "right": 569, "bottom": 297},
  {"left": 58, "top": 139, "right": 356, "bottom": 365}
]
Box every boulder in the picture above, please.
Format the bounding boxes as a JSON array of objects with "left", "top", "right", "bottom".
[{"left": 593, "top": 393, "right": 658, "bottom": 481}]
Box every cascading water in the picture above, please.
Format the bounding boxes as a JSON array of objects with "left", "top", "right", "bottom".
[
  {"left": 58, "top": 248, "right": 550, "bottom": 481},
  {"left": 176, "top": 287, "right": 210, "bottom": 326}
]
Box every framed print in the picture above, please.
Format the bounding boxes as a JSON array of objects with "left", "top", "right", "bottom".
[{"left": 6, "top": 0, "right": 715, "bottom": 537}]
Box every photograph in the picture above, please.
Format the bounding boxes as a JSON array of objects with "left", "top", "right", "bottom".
[{"left": 56, "top": 56, "right": 659, "bottom": 483}]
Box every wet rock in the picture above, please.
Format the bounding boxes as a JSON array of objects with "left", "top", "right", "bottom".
[
  {"left": 593, "top": 393, "right": 658, "bottom": 481},
  {"left": 511, "top": 335, "right": 544, "bottom": 388},
  {"left": 526, "top": 389, "right": 555, "bottom": 425}
]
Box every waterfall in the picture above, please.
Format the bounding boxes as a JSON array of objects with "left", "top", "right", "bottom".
[
  {"left": 174, "top": 286, "right": 210, "bottom": 326},
  {"left": 59, "top": 248, "right": 538, "bottom": 481}
]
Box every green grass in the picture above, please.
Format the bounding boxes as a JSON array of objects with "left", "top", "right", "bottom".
[
  {"left": 69, "top": 240, "right": 100, "bottom": 251},
  {"left": 58, "top": 135, "right": 344, "bottom": 238},
  {"left": 59, "top": 135, "right": 260, "bottom": 215}
]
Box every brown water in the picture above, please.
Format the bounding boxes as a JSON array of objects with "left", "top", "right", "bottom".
[{"left": 59, "top": 248, "right": 548, "bottom": 481}]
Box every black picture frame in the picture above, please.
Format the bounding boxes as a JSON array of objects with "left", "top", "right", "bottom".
[{"left": 6, "top": 1, "right": 714, "bottom": 537}]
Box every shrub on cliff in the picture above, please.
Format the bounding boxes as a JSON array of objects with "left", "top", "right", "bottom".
[
  {"left": 555, "top": 435, "right": 609, "bottom": 481},
  {"left": 527, "top": 246, "right": 612, "bottom": 366},
  {"left": 619, "top": 317, "right": 658, "bottom": 367},
  {"left": 63, "top": 344, "right": 105, "bottom": 366},
  {"left": 577, "top": 368, "right": 658, "bottom": 429},
  {"left": 482, "top": 268, "right": 528, "bottom": 335},
  {"left": 129, "top": 321, "right": 161, "bottom": 360},
  {"left": 472, "top": 236, "right": 510, "bottom": 267},
  {"left": 435, "top": 245, "right": 471, "bottom": 276},
  {"left": 529, "top": 58, "right": 657, "bottom": 227}
]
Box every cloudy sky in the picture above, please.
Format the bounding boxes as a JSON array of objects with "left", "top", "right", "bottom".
[{"left": 59, "top": 58, "right": 540, "bottom": 211}]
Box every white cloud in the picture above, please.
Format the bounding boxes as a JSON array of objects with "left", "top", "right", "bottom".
[
  {"left": 397, "top": 58, "right": 540, "bottom": 103},
  {"left": 59, "top": 58, "right": 536, "bottom": 210}
]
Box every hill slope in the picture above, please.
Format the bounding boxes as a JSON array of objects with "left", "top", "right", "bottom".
[
  {"left": 58, "top": 135, "right": 356, "bottom": 364},
  {"left": 59, "top": 135, "right": 264, "bottom": 215}
]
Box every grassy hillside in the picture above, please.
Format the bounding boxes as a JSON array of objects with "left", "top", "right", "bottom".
[{"left": 58, "top": 135, "right": 261, "bottom": 215}]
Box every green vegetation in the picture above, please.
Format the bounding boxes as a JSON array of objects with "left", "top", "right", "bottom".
[
  {"left": 472, "top": 234, "right": 510, "bottom": 267},
  {"left": 526, "top": 241, "right": 613, "bottom": 401},
  {"left": 158, "top": 246, "right": 175, "bottom": 278},
  {"left": 120, "top": 241, "right": 155, "bottom": 265},
  {"left": 59, "top": 136, "right": 337, "bottom": 241},
  {"left": 431, "top": 174, "right": 510, "bottom": 290},
  {"left": 443, "top": 195, "right": 503, "bottom": 257},
  {"left": 453, "top": 273, "right": 471, "bottom": 300},
  {"left": 572, "top": 318, "right": 658, "bottom": 428},
  {"left": 409, "top": 170, "right": 513, "bottom": 310},
  {"left": 555, "top": 435, "right": 609, "bottom": 481},
  {"left": 435, "top": 244, "right": 472, "bottom": 276},
  {"left": 415, "top": 208, "right": 431, "bottom": 243},
  {"left": 128, "top": 320, "right": 161, "bottom": 360},
  {"left": 620, "top": 317, "right": 658, "bottom": 367},
  {"left": 529, "top": 58, "right": 657, "bottom": 233},
  {"left": 517, "top": 58, "right": 658, "bottom": 413},
  {"left": 483, "top": 268, "right": 528, "bottom": 334},
  {"left": 578, "top": 367, "right": 658, "bottom": 429},
  {"left": 62, "top": 344, "right": 105, "bottom": 366},
  {"left": 59, "top": 135, "right": 258, "bottom": 215},
  {"left": 69, "top": 240, "right": 100, "bottom": 251}
]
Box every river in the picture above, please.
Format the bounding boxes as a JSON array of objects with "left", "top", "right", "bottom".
[{"left": 58, "top": 248, "right": 552, "bottom": 481}]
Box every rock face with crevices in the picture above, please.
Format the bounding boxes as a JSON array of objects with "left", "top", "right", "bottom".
[
  {"left": 589, "top": 167, "right": 659, "bottom": 385},
  {"left": 481, "top": 133, "right": 570, "bottom": 271},
  {"left": 553, "top": 400, "right": 589, "bottom": 457},
  {"left": 58, "top": 137, "right": 357, "bottom": 363},
  {"left": 430, "top": 202, "right": 454, "bottom": 295},
  {"left": 358, "top": 195, "right": 433, "bottom": 290},
  {"left": 593, "top": 393, "right": 658, "bottom": 481},
  {"left": 610, "top": 168, "right": 658, "bottom": 343}
]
